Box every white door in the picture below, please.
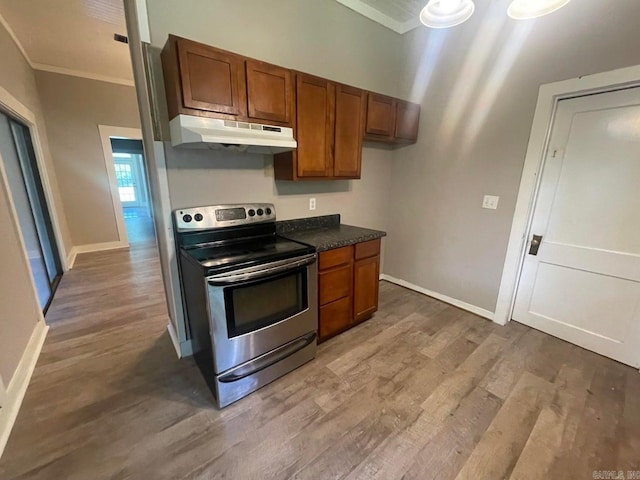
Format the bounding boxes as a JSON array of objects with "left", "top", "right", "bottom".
[
  {"left": 113, "top": 155, "right": 145, "bottom": 208},
  {"left": 513, "top": 86, "right": 640, "bottom": 368}
]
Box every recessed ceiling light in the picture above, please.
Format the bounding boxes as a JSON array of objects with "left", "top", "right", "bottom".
[
  {"left": 419, "top": 0, "right": 475, "bottom": 28},
  {"left": 507, "top": 0, "right": 571, "bottom": 20}
]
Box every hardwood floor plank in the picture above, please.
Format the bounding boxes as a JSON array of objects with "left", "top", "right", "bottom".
[
  {"left": 455, "top": 372, "right": 555, "bottom": 480},
  {"left": 420, "top": 333, "right": 507, "bottom": 420},
  {"left": 509, "top": 365, "right": 591, "bottom": 480},
  {"left": 1, "top": 245, "right": 639, "bottom": 480},
  {"left": 547, "top": 360, "right": 628, "bottom": 479},
  {"left": 617, "top": 368, "right": 640, "bottom": 469},
  {"left": 403, "top": 386, "right": 502, "bottom": 480}
]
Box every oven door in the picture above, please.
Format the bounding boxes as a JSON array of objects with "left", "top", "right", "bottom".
[{"left": 206, "top": 253, "right": 317, "bottom": 373}]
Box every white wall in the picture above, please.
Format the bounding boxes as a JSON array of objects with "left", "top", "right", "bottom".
[
  {"left": 35, "top": 71, "right": 141, "bottom": 247},
  {"left": 384, "top": 0, "right": 640, "bottom": 312},
  {"left": 0, "top": 19, "right": 66, "bottom": 387},
  {"left": 164, "top": 146, "right": 392, "bottom": 230}
]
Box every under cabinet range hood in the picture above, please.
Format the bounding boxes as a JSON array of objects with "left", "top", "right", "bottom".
[{"left": 169, "top": 115, "right": 297, "bottom": 154}]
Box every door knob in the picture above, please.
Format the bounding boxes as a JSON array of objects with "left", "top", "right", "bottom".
[{"left": 528, "top": 235, "right": 543, "bottom": 255}]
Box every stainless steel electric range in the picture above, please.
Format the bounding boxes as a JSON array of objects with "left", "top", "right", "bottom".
[{"left": 173, "top": 203, "right": 318, "bottom": 408}]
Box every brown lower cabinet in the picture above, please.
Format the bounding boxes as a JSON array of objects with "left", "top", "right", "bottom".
[{"left": 317, "top": 239, "right": 381, "bottom": 342}]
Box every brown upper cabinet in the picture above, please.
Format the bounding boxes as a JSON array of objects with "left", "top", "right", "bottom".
[
  {"left": 161, "top": 35, "right": 293, "bottom": 127},
  {"left": 245, "top": 59, "right": 293, "bottom": 125},
  {"left": 334, "top": 84, "right": 366, "bottom": 178},
  {"left": 294, "top": 74, "right": 335, "bottom": 178},
  {"left": 395, "top": 100, "right": 421, "bottom": 143},
  {"left": 364, "top": 93, "right": 420, "bottom": 144},
  {"left": 161, "top": 35, "right": 420, "bottom": 180},
  {"left": 274, "top": 74, "right": 365, "bottom": 181},
  {"left": 364, "top": 93, "right": 396, "bottom": 140}
]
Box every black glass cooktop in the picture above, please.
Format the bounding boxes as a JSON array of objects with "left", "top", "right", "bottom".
[{"left": 182, "top": 236, "right": 315, "bottom": 274}]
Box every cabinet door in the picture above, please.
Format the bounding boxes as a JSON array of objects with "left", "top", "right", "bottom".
[
  {"left": 319, "top": 296, "right": 352, "bottom": 340},
  {"left": 246, "top": 60, "right": 293, "bottom": 125},
  {"left": 395, "top": 100, "right": 420, "bottom": 143},
  {"left": 353, "top": 255, "right": 380, "bottom": 323},
  {"left": 365, "top": 93, "right": 396, "bottom": 140},
  {"left": 176, "top": 38, "right": 247, "bottom": 117},
  {"left": 334, "top": 85, "right": 365, "bottom": 178},
  {"left": 296, "top": 74, "right": 335, "bottom": 177}
]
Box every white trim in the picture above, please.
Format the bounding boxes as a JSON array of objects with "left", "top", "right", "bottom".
[
  {"left": 494, "top": 65, "right": 640, "bottom": 326},
  {"left": 380, "top": 274, "right": 494, "bottom": 321},
  {"left": 0, "top": 320, "right": 48, "bottom": 458},
  {"left": 167, "top": 322, "right": 181, "bottom": 358},
  {"left": 98, "top": 125, "right": 144, "bottom": 247},
  {"left": 0, "top": 12, "right": 33, "bottom": 67},
  {"left": 70, "top": 241, "right": 129, "bottom": 257},
  {"left": 66, "top": 248, "right": 78, "bottom": 270},
  {"left": 0, "top": 85, "right": 69, "bottom": 271},
  {"left": 167, "top": 322, "right": 193, "bottom": 358},
  {"left": 334, "top": 0, "right": 421, "bottom": 34},
  {"left": 134, "top": 0, "right": 151, "bottom": 44},
  {"left": 151, "top": 141, "right": 187, "bottom": 344},
  {"left": 123, "top": 1, "right": 188, "bottom": 353},
  {"left": 32, "top": 63, "right": 135, "bottom": 87},
  {"left": 0, "top": 374, "right": 6, "bottom": 408},
  {"left": 67, "top": 241, "right": 130, "bottom": 269},
  {"left": 0, "top": 12, "right": 133, "bottom": 87}
]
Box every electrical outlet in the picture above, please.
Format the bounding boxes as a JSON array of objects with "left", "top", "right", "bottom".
[
  {"left": 482, "top": 195, "right": 499, "bottom": 210},
  {"left": 309, "top": 198, "right": 316, "bottom": 210}
]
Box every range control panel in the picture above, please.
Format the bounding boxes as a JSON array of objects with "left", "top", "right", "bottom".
[{"left": 174, "top": 204, "right": 276, "bottom": 232}]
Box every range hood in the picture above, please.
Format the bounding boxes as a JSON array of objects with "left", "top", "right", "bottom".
[{"left": 169, "top": 114, "right": 297, "bottom": 154}]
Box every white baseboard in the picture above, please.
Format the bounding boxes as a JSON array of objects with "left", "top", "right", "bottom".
[
  {"left": 380, "top": 274, "right": 495, "bottom": 322},
  {"left": 167, "top": 322, "right": 193, "bottom": 359},
  {"left": 66, "top": 241, "right": 129, "bottom": 269},
  {"left": 66, "top": 248, "right": 77, "bottom": 269},
  {"left": 0, "top": 320, "right": 48, "bottom": 458}
]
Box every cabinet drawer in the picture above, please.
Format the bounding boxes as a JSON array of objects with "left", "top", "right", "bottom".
[
  {"left": 319, "top": 296, "right": 352, "bottom": 340},
  {"left": 355, "top": 239, "right": 381, "bottom": 260},
  {"left": 319, "top": 245, "right": 353, "bottom": 271},
  {"left": 319, "top": 264, "right": 352, "bottom": 305}
]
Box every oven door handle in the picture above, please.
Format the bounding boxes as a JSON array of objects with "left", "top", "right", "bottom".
[
  {"left": 207, "top": 253, "right": 316, "bottom": 285},
  {"left": 218, "top": 332, "right": 317, "bottom": 383}
]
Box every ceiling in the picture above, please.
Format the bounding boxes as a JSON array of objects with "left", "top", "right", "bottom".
[
  {"left": 0, "top": 0, "right": 133, "bottom": 85},
  {"left": 335, "top": 0, "right": 424, "bottom": 34}
]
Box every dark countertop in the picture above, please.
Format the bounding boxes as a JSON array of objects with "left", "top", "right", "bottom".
[{"left": 277, "top": 215, "right": 386, "bottom": 252}]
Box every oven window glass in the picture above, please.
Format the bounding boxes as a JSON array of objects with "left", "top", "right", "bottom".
[{"left": 225, "top": 267, "right": 307, "bottom": 337}]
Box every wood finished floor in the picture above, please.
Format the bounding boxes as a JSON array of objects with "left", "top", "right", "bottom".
[{"left": 1, "top": 241, "right": 639, "bottom": 479}]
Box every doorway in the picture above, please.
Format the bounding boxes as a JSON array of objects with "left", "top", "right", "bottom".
[
  {"left": 99, "top": 125, "right": 155, "bottom": 246},
  {"left": 0, "top": 110, "right": 62, "bottom": 312},
  {"left": 110, "top": 138, "right": 154, "bottom": 244},
  {"left": 512, "top": 86, "right": 640, "bottom": 368}
]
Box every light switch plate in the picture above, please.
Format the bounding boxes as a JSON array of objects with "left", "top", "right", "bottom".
[{"left": 482, "top": 195, "right": 499, "bottom": 210}]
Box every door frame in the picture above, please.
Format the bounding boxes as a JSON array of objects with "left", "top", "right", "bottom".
[
  {"left": 0, "top": 375, "right": 5, "bottom": 408},
  {"left": 0, "top": 86, "right": 69, "bottom": 272},
  {"left": 494, "top": 65, "right": 640, "bottom": 327},
  {"left": 98, "top": 125, "right": 144, "bottom": 246}
]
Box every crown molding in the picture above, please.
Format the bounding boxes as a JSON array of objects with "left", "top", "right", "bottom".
[
  {"left": 0, "top": 12, "right": 134, "bottom": 87},
  {"left": 32, "top": 63, "right": 135, "bottom": 87},
  {"left": 335, "top": 0, "right": 421, "bottom": 34},
  {"left": 0, "top": 11, "right": 34, "bottom": 67}
]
